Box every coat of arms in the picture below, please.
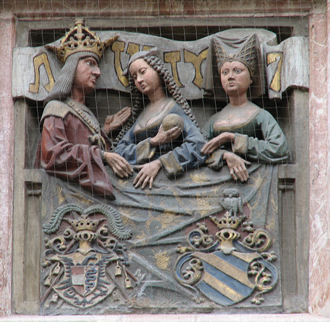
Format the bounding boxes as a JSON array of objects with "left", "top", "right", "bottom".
[
  {"left": 41, "top": 204, "right": 136, "bottom": 310},
  {"left": 175, "top": 207, "right": 278, "bottom": 306}
]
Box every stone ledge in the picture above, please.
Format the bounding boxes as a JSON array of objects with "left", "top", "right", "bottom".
[{"left": 0, "top": 314, "right": 329, "bottom": 322}]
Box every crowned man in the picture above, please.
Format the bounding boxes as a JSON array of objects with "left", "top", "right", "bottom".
[{"left": 36, "top": 19, "right": 133, "bottom": 200}]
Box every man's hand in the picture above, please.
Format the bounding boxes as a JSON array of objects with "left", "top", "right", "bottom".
[
  {"left": 133, "top": 160, "right": 162, "bottom": 189},
  {"left": 201, "top": 132, "right": 235, "bottom": 155},
  {"left": 104, "top": 152, "right": 133, "bottom": 178},
  {"left": 150, "top": 125, "right": 182, "bottom": 146},
  {"left": 103, "top": 107, "right": 132, "bottom": 135}
]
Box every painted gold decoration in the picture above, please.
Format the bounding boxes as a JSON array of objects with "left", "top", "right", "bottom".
[
  {"left": 154, "top": 251, "right": 170, "bottom": 270},
  {"left": 29, "top": 53, "right": 55, "bottom": 93},
  {"left": 46, "top": 19, "right": 118, "bottom": 63},
  {"left": 164, "top": 51, "right": 183, "bottom": 87},
  {"left": 210, "top": 211, "right": 245, "bottom": 230},
  {"left": 266, "top": 52, "right": 283, "bottom": 93},
  {"left": 162, "top": 114, "right": 184, "bottom": 131},
  {"left": 183, "top": 48, "right": 208, "bottom": 88}
]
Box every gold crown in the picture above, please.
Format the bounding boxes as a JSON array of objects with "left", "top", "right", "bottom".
[
  {"left": 210, "top": 212, "right": 246, "bottom": 230},
  {"left": 64, "top": 214, "right": 105, "bottom": 232},
  {"left": 46, "top": 19, "right": 118, "bottom": 63}
]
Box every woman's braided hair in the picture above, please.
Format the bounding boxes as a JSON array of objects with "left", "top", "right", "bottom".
[{"left": 112, "top": 53, "right": 201, "bottom": 147}]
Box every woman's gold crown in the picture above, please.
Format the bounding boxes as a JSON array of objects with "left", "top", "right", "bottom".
[{"left": 46, "top": 19, "right": 118, "bottom": 63}]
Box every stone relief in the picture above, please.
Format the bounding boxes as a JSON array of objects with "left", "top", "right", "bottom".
[
  {"left": 11, "top": 19, "right": 309, "bottom": 314},
  {"left": 175, "top": 210, "right": 278, "bottom": 306},
  {"left": 42, "top": 204, "right": 133, "bottom": 309}
]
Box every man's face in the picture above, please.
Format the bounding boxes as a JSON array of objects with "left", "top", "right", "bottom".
[{"left": 72, "top": 57, "right": 101, "bottom": 95}]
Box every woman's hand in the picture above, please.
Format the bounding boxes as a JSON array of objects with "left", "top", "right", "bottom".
[
  {"left": 104, "top": 152, "right": 133, "bottom": 178},
  {"left": 201, "top": 132, "right": 235, "bottom": 155},
  {"left": 103, "top": 107, "right": 132, "bottom": 135},
  {"left": 133, "top": 159, "right": 162, "bottom": 189},
  {"left": 223, "top": 151, "right": 251, "bottom": 182},
  {"left": 150, "top": 125, "right": 182, "bottom": 146}
]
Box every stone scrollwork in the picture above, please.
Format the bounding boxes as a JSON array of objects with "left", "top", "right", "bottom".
[
  {"left": 242, "top": 221, "right": 273, "bottom": 253},
  {"left": 189, "top": 223, "right": 214, "bottom": 248},
  {"left": 181, "top": 258, "right": 204, "bottom": 286},
  {"left": 248, "top": 256, "right": 278, "bottom": 305}
]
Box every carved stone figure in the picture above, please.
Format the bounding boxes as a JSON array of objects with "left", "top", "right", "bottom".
[
  {"left": 201, "top": 34, "right": 289, "bottom": 181},
  {"left": 219, "top": 188, "right": 243, "bottom": 217},
  {"left": 35, "top": 19, "right": 133, "bottom": 200},
  {"left": 114, "top": 49, "right": 207, "bottom": 189},
  {"left": 173, "top": 35, "right": 288, "bottom": 308}
]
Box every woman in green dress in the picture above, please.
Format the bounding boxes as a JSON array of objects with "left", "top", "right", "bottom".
[{"left": 201, "top": 33, "right": 289, "bottom": 182}]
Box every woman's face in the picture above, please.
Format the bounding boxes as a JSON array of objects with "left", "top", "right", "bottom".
[
  {"left": 129, "top": 59, "right": 163, "bottom": 96},
  {"left": 72, "top": 56, "right": 101, "bottom": 95},
  {"left": 219, "top": 61, "right": 252, "bottom": 97}
]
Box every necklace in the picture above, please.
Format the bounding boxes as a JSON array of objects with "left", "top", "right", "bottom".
[{"left": 66, "top": 98, "right": 106, "bottom": 149}]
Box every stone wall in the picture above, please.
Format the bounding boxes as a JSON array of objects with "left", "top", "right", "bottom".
[
  {"left": 308, "top": 0, "right": 330, "bottom": 317},
  {"left": 0, "top": 13, "right": 15, "bottom": 317}
]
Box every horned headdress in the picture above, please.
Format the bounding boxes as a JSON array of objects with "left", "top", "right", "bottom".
[{"left": 202, "top": 33, "right": 264, "bottom": 100}]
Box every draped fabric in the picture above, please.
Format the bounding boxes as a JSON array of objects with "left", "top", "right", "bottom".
[
  {"left": 38, "top": 161, "right": 280, "bottom": 310},
  {"left": 37, "top": 99, "right": 282, "bottom": 310}
]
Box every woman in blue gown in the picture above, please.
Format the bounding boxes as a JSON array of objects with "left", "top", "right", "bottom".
[{"left": 114, "top": 49, "right": 207, "bottom": 189}]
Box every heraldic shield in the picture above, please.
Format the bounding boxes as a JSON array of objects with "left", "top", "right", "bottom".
[
  {"left": 52, "top": 254, "right": 116, "bottom": 308},
  {"left": 175, "top": 211, "right": 279, "bottom": 306},
  {"left": 71, "top": 265, "right": 101, "bottom": 297},
  {"left": 186, "top": 251, "right": 265, "bottom": 306},
  {"left": 41, "top": 204, "right": 135, "bottom": 311}
]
